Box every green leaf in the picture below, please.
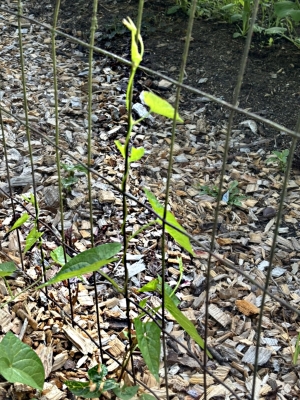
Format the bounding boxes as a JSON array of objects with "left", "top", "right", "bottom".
[
  {"left": 61, "top": 163, "right": 75, "bottom": 172},
  {"left": 157, "top": 276, "right": 180, "bottom": 307},
  {"left": 139, "top": 298, "right": 148, "bottom": 308},
  {"left": 139, "top": 278, "right": 159, "bottom": 293},
  {"left": 142, "top": 91, "right": 183, "bottom": 122},
  {"left": 115, "top": 140, "right": 126, "bottom": 158},
  {"left": 65, "top": 379, "right": 119, "bottom": 398},
  {"left": 274, "top": 1, "right": 297, "bottom": 19},
  {"left": 264, "top": 27, "right": 287, "bottom": 35},
  {"left": 167, "top": 5, "right": 181, "bottom": 14},
  {"left": 50, "top": 246, "right": 71, "bottom": 266},
  {"left": 0, "top": 262, "right": 16, "bottom": 277},
  {"left": 61, "top": 176, "right": 78, "bottom": 188},
  {"left": 288, "top": 10, "right": 300, "bottom": 22},
  {"left": 88, "top": 364, "right": 107, "bottom": 383},
  {"left": 144, "top": 188, "right": 194, "bottom": 255},
  {"left": 38, "top": 243, "right": 121, "bottom": 288},
  {"left": 140, "top": 395, "right": 157, "bottom": 400},
  {"left": 9, "top": 213, "right": 29, "bottom": 232},
  {"left": 233, "top": 32, "right": 242, "bottom": 38},
  {"left": 103, "top": 380, "right": 120, "bottom": 391},
  {"left": 113, "top": 385, "right": 139, "bottom": 400},
  {"left": 282, "top": 149, "right": 290, "bottom": 157},
  {"left": 231, "top": 13, "right": 242, "bottom": 22},
  {"left": 0, "top": 332, "right": 45, "bottom": 390},
  {"left": 123, "top": 17, "right": 143, "bottom": 66},
  {"left": 24, "top": 227, "right": 43, "bottom": 253},
  {"left": 115, "top": 140, "right": 145, "bottom": 162},
  {"left": 64, "top": 380, "right": 98, "bottom": 398},
  {"left": 130, "top": 146, "right": 145, "bottom": 162},
  {"left": 21, "top": 193, "right": 36, "bottom": 206},
  {"left": 164, "top": 293, "right": 212, "bottom": 358},
  {"left": 134, "top": 318, "right": 161, "bottom": 381},
  {"left": 228, "top": 180, "right": 239, "bottom": 190},
  {"left": 74, "top": 164, "right": 88, "bottom": 174}
]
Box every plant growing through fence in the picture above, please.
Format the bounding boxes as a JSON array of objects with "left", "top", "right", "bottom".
[
  {"left": 44, "top": 16, "right": 208, "bottom": 398},
  {"left": 0, "top": 8, "right": 216, "bottom": 400},
  {"left": 4, "top": 193, "right": 43, "bottom": 254},
  {"left": 0, "top": 14, "right": 209, "bottom": 399}
]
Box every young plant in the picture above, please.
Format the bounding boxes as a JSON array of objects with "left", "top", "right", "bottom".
[
  {"left": 199, "top": 183, "right": 219, "bottom": 198},
  {"left": 0, "top": 262, "right": 17, "bottom": 298},
  {"left": 5, "top": 193, "right": 43, "bottom": 255},
  {"left": 223, "top": 180, "right": 247, "bottom": 206},
  {"left": 199, "top": 180, "right": 246, "bottom": 206},
  {"left": 231, "top": 0, "right": 252, "bottom": 37},
  {"left": 61, "top": 163, "right": 88, "bottom": 193},
  {"left": 266, "top": 149, "right": 289, "bottom": 172}
]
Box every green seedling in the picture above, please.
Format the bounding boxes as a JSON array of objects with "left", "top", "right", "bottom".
[
  {"left": 65, "top": 363, "right": 155, "bottom": 400},
  {"left": 199, "top": 180, "right": 246, "bottom": 206},
  {"left": 61, "top": 163, "right": 88, "bottom": 193},
  {"left": 6, "top": 194, "right": 43, "bottom": 254},
  {"left": 266, "top": 149, "right": 289, "bottom": 172},
  {"left": 199, "top": 183, "right": 219, "bottom": 198},
  {"left": 0, "top": 262, "right": 17, "bottom": 298},
  {"left": 232, "top": 0, "right": 252, "bottom": 37},
  {"left": 225, "top": 180, "right": 247, "bottom": 206}
]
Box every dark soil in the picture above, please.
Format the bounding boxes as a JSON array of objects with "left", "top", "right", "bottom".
[{"left": 28, "top": 0, "right": 300, "bottom": 156}]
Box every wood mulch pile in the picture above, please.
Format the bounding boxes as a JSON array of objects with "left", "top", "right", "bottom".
[{"left": 0, "top": 1, "right": 300, "bottom": 399}]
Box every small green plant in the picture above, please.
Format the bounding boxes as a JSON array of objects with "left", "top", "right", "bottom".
[
  {"left": 198, "top": 183, "right": 219, "bottom": 198},
  {"left": 199, "top": 180, "right": 246, "bottom": 206},
  {"left": 228, "top": 0, "right": 252, "bottom": 37},
  {"left": 61, "top": 163, "right": 88, "bottom": 193},
  {"left": 266, "top": 149, "right": 289, "bottom": 172},
  {"left": 225, "top": 180, "right": 247, "bottom": 206},
  {"left": 4, "top": 193, "right": 43, "bottom": 255}
]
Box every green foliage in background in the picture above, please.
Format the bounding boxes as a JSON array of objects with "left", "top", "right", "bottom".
[{"left": 168, "top": 0, "right": 300, "bottom": 47}]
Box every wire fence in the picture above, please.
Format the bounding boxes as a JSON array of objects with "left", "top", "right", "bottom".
[{"left": 0, "top": 0, "right": 300, "bottom": 399}]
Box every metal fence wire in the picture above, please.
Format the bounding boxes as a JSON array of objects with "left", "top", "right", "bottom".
[{"left": 0, "top": 0, "right": 300, "bottom": 399}]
